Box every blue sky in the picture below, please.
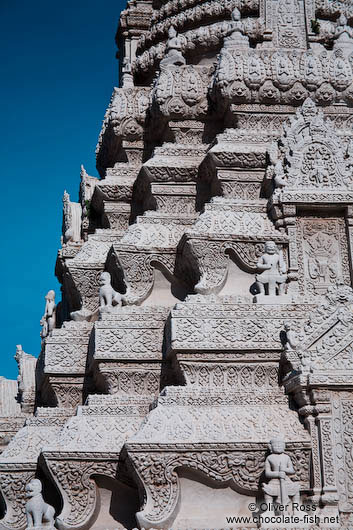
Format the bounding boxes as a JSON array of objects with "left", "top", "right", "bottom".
[{"left": 0, "top": 0, "right": 126, "bottom": 378}]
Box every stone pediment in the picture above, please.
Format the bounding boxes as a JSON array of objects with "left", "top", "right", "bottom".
[{"left": 271, "top": 98, "right": 353, "bottom": 203}]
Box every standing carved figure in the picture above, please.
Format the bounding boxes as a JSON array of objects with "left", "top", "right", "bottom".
[
  {"left": 283, "top": 322, "right": 297, "bottom": 350},
  {"left": 262, "top": 438, "right": 300, "bottom": 509},
  {"left": 99, "top": 272, "right": 122, "bottom": 313},
  {"left": 40, "top": 290, "right": 56, "bottom": 340},
  {"left": 25, "top": 479, "right": 55, "bottom": 529},
  {"left": 256, "top": 241, "right": 287, "bottom": 296}
]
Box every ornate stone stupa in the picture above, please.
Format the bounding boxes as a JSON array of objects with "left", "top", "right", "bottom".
[{"left": 1, "top": 0, "right": 353, "bottom": 529}]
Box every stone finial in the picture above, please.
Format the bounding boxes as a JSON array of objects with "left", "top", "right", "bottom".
[
  {"left": 25, "top": 478, "right": 55, "bottom": 529},
  {"left": 80, "top": 164, "right": 88, "bottom": 179},
  {"left": 254, "top": 241, "right": 288, "bottom": 300},
  {"left": 99, "top": 271, "right": 122, "bottom": 313},
  {"left": 160, "top": 26, "right": 186, "bottom": 68},
  {"left": 262, "top": 438, "right": 300, "bottom": 510},
  {"left": 40, "top": 290, "right": 56, "bottom": 341}
]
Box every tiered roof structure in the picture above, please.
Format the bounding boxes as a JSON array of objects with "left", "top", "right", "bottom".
[{"left": 1, "top": 0, "right": 353, "bottom": 528}]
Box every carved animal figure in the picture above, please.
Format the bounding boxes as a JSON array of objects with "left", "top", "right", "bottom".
[
  {"left": 99, "top": 271, "right": 122, "bottom": 312},
  {"left": 25, "top": 479, "right": 55, "bottom": 528}
]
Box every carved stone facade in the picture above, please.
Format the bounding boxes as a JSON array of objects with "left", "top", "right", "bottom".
[{"left": 1, "top": 0, "right": 353, "bottom": 528}]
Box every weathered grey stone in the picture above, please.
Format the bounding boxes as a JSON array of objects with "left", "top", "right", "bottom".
[{"left": 2, "top": 0, "right": 353, "bottom": 528}]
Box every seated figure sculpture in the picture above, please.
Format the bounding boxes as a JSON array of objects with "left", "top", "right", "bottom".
[
  {"left": 256, "top": 241, "right": 287, "bottom": 297},
  {"left": 262, "top": 438, "right": 300, "bottom": 511},
  {"left": 25, "top": 479, "right": 55, "bottom": 529},
  {"left": 160, "top": 26, "right": 186, "bottom": 68},
  {"left": 99, "top": 271, "right": 122, "bottom": 313}
]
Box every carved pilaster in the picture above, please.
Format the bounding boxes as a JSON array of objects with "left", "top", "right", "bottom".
[
  {"left": 317, "top": 415, "right": 338, "bottom": 504},
  {"left": 345, "top": 207, "right": 353, "bottom": 286}
]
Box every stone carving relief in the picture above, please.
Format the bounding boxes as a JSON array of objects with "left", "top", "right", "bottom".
[
  {"left": 96, "top": 86, "right": 150, "bottom": 173},
  {"left": 45, "top": 459, "right": 117, "bottom": 530},
  {"left": 128, "top": 448, "right": 310, "bottom": 529},
  {"left": 214, "top": 48, "right": 353, "bottom": 105},
  {"left": 181, "top": 362, "right": 279, "bottom": 390},
  {"left": 262, "top": 438, "right": 300, "bottom": 510},
  {"left": 331, "top": 393, "right": 353, "bottom": 511},
  {"left": 130, "top": 404, "right": 309, "bottom": 444},
  {"left": 273, "top": 0, "right": 306, "bottom": 49},
  {"left": 152, "top": 64, "right": 210, "bottom": 118},
  {"left": 272, "top": 99, "right": 353, "bottom": 194},
  {"left": 5, "top": 0, "right": 353, "bottom": 527},
  {"left": 0, "top": 469, "right": 35, "bottom": 530},
  {"left": 283, "top": 283, "right": 353, "bottom": 374},
  {"left": 111, "top": 247, "right": 176, "bottom": 305},
  {"left": 297, "top": 217, "right": 350, "bottom": 296}
]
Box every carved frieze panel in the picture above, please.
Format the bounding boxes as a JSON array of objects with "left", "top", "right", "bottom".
[
  {"left": 127, "top": 446, "right": 310, "bottom": 528},
  {"left": 96, "top": 363, "right": 162, "bottom": 397},
  {"left": 214, "top": 48, "right": 353, "bottom": 106},
  {"left": 94, "top": 310, "right": 166, "bottom": 361},
  {"left": 152, "top": 65, "right": 211, "bottom": 119},
  {"left": 171, "top": 302, "right": 307, "bottom": 351},
  {"left": 180, "top": 362, "right": 279, "bottom": 390},
  {"left": 47, "top": 376, "right": 86, "bottom": 409},
  {"left": 297, "top": 217, "right": 350, "bottom": 296}
]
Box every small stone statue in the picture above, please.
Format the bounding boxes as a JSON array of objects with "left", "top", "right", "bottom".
[
  {"left": 25, "top": 479, "right": 55, "bottom": 529},
  {"left": 334, "top": 14, "right": 353, "bottom": 46},
  {"left": 40, "top": 290, "right": 56, "bottom": 340},
  {"left": 262, "top": 438, "right": 300, "bottom": 509},
  {"left": 99, "top": 272, "right": 122, "bottom": 313},
  {"left": 160, "top": 26, "right": 186, "bottom": 68},
  {"left": 273, "top": 161, "right": 287, "bottom": 189},
  {"left": 224, "top": 7, "right": 249, "bottom": 47},
  {"left": 283, "top": 322, "right": 297, "bottom": 351},
  {"left": 256, "top": 241, "right": 287, "bottom": 296}
]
